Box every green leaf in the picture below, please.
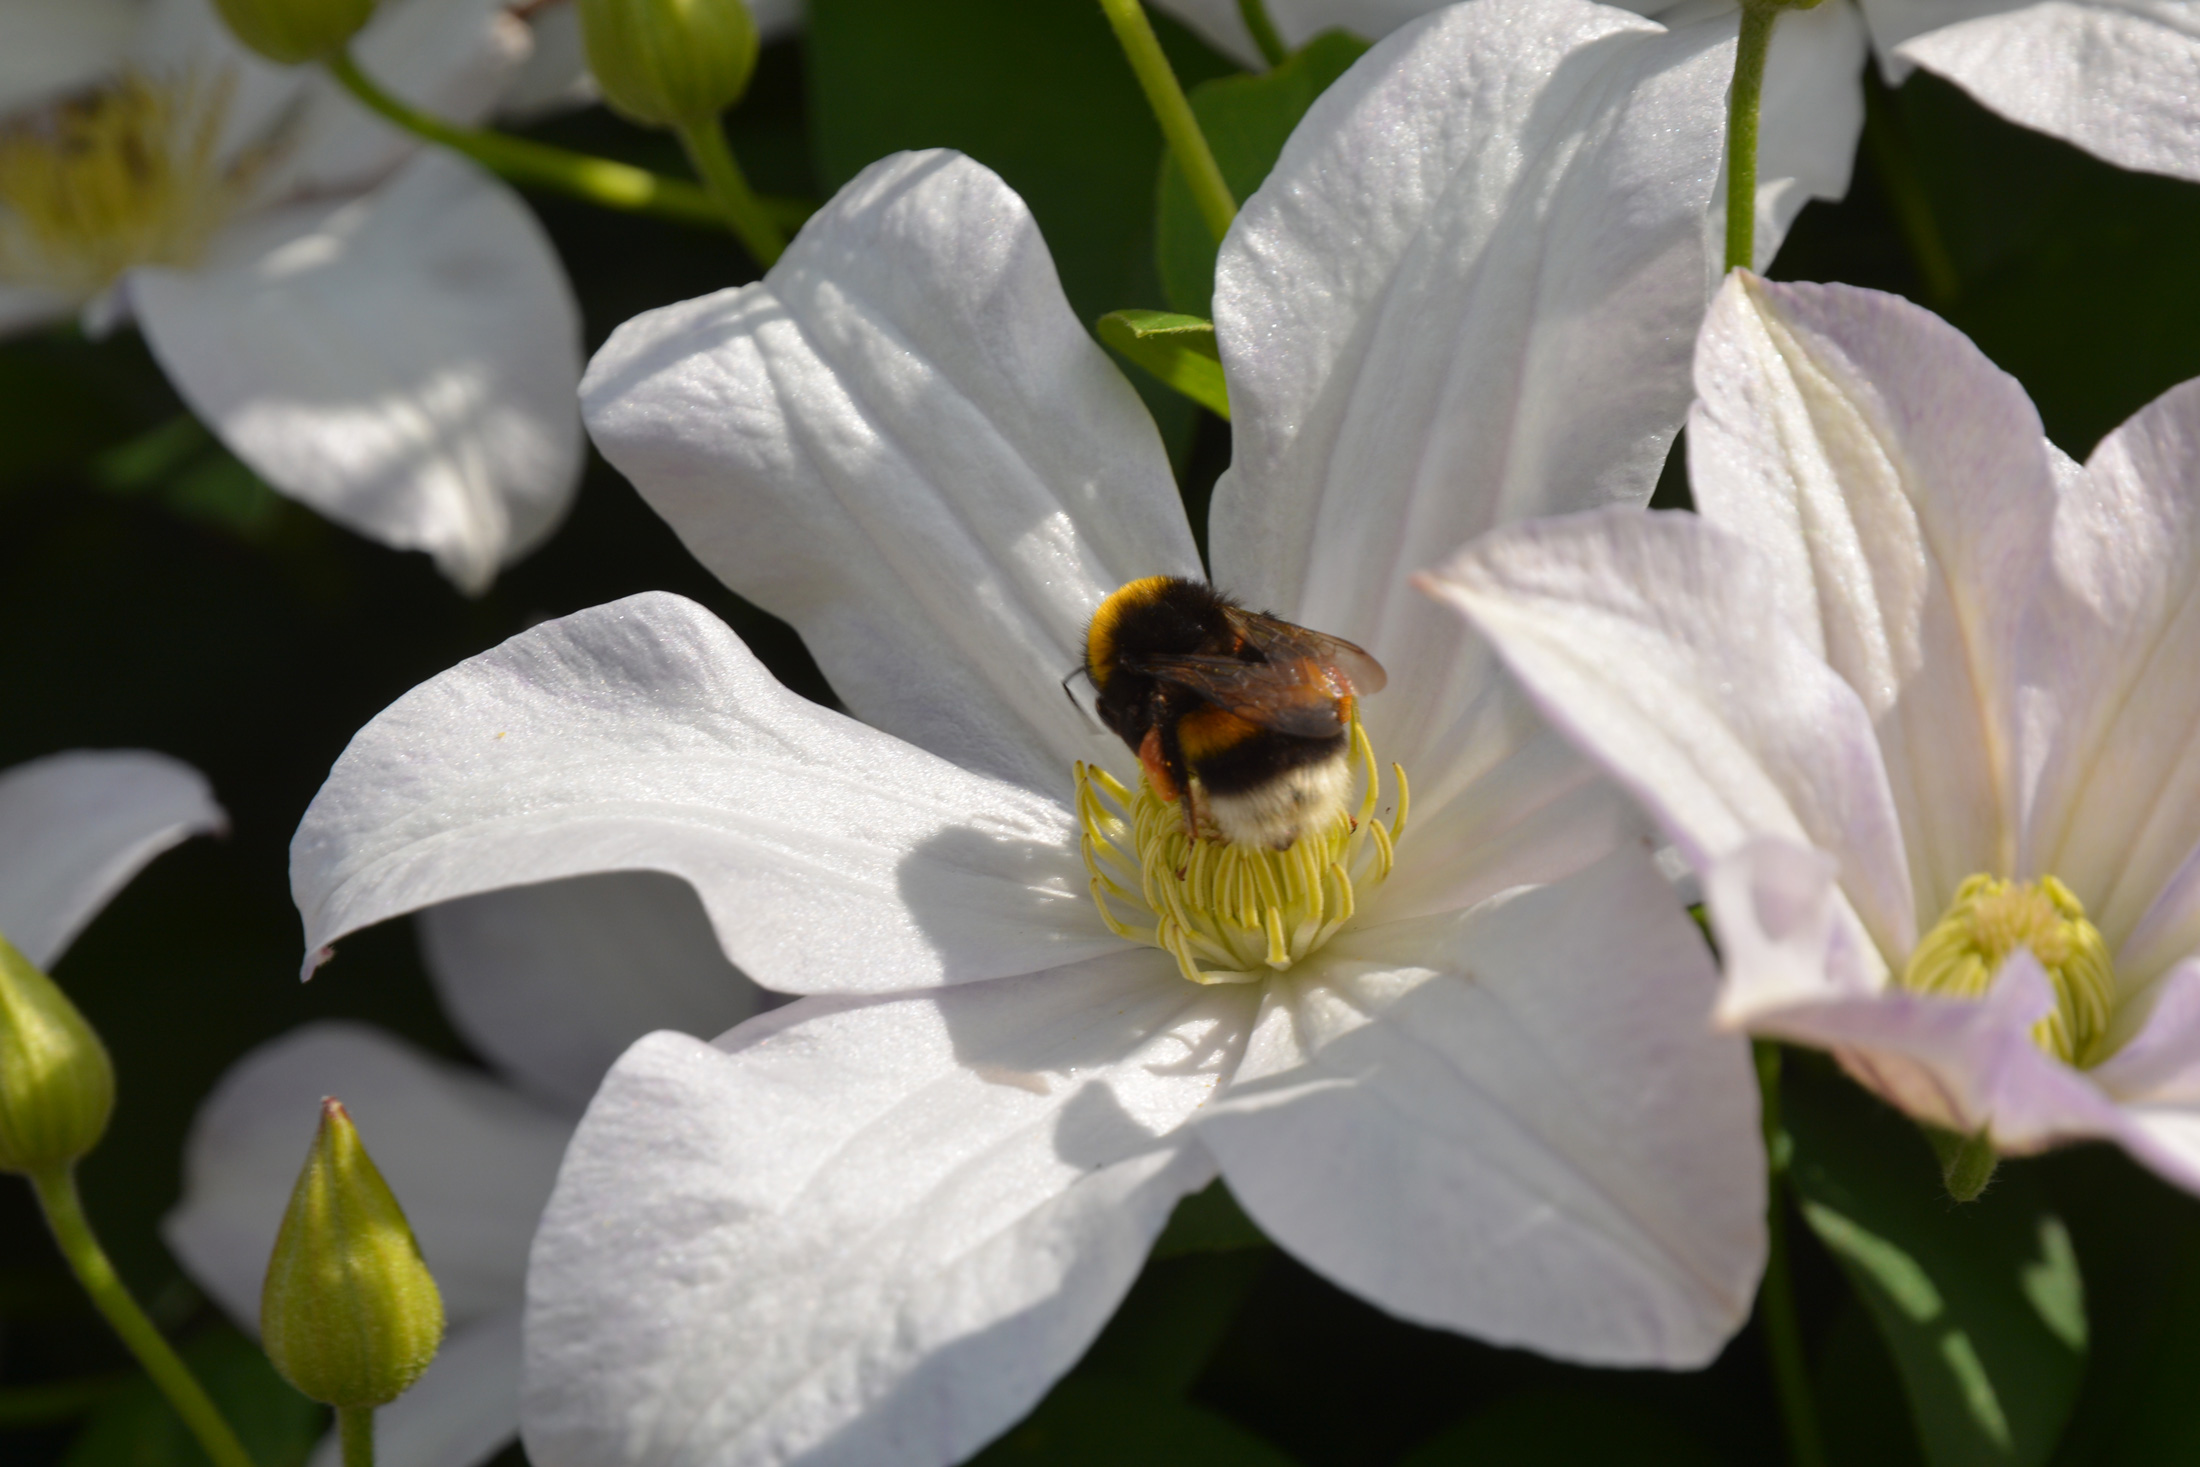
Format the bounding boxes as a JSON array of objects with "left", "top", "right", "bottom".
[
  {"left": 1155, "top": 29, "right": 1369, "bottom": 318},
  {"left": 1783, "top": 1062, "right": 2086, "bottom": 1467},
  {"left": 969, "top": 1376, "right": 1298, "bottom": 1467},
  {"left": 90, "top": 415, "right": 291, "bottom": 541},
  {"left": 1082, "top": 1249, "right": 1270, "bottom": 1395},
  {"left": 1097, "top": 310, "right": 1230, "bottom": 418},
  {"left": 806, "top": 0, "right": 1235, "bottom": 462},
  {"left": 1395, "top": 1391, "right": 1722, "bottom": 1467},
  {"left": 1151, "top": 1176, "right": 1269, "bottom": 1260},
  {"left": 65, "top": 1328, "right": 324, "bottom": 1467}
]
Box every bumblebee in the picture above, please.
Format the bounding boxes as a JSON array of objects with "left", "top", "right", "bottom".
[{"left": 1081, "top": 575, "right": 1385, "bottom": 850}]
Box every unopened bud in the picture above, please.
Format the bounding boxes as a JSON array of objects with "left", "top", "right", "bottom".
[
  {"left": 579, "top": 0, "right": 758, "bottom": 128},
  {"left": 261, "top": 1099, "right": 443, "bottom": 1408},
  {"left": 212, "top": 0, "right": 376, "bottom": 65},
  {"left": 0, "top": 931, "right": 114, "bottom": 1176}
]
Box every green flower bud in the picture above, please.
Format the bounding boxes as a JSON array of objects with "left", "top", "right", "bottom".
[
  {"left": 211, "top": 0, "right": 377, "bottom": 66},
  {"left": 579, "top": 0, "right": 759, "bottom": 129},
  {"left": 0, "top": 931, "right": 115, "bottom": 1176},
  {"left": 261, "top": 1099, "right": 444, "bottom": 1409}
]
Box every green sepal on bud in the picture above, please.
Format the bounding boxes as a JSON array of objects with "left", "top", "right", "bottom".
[
  {"left": 0, "top": 931, "right": 115, "bottom": 1176},
  {"left": 579, "top": 0, "right": 759, "bottom": 129},
  {"left": 261, "top": 1099, "right": 444, "bottom": 1409},
  {"left": 212, "top": 0, "right": 377, "bottom": 65}
]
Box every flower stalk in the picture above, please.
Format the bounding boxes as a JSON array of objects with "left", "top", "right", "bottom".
[
  {"left": 1236, "top": 0, "right": 1289, "bottom": 68},
  {"left": 339, "top": 1404, "right": 375, "bottom": 1467},
  {"left": 322, "top": 51, "right": 727, "bottom": 230},
  {"left": 1755, "top": 1043, "right": 1827, "bottom": 1467},
  {"left": 31, "top": 1166, "right": 258, "bottom": 1467},
  {"left": 675, "top": 119, "right": 786, "bottom": 265},
  {"left": 1097, "top": 0, "right": 1236, "bottom": 243},
  {"left": 1723, "top": 1, "right": 1777, "bottom": 274}
]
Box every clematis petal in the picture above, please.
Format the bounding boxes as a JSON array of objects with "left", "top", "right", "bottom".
[
  {"left": 1199, "top": 848, "right": 1762, "bottom": 1368},
  {"left": 2029, "top": 378, "right": 2200, "bottom": 976},
  {"left": 2092, "top": 959, "right": 2200, "bottom": 1105},
  {"left": 0, "top": 282, "right": 74, "bottom": 338},
  {"left": 522, "top": 951, "right": 1249, "bottom": 1467},
  {"left": 1702, "top": 836, "right": 1892, "bottom": 1027},
  {"left": 130, "top": 152, "right": 582, "bottom": 594},
  {"left": 306, "top": 1311, "right": 524, "bottom": 1467},
  {"left": 1426, "top": 506, "right": 1916, "bottom": 962},
  {"left": 1880, "top": 1, "right": 2200, "bottom": 185},
  {"left": 0, "top": 0, "right": 138, "bottom": 114},
  {"left": 1208, "top": 0, "right": 1738, "bottom": 789},
  {"left": 416, "top": 870, "right": 774, "bottom": 1113},
  {"left": 1689, "top": 274, "right": 2054, "bottom": 926},
  {"left": 582, "top": 149, "right": 1197, "bottom": 794},
  {"left": 0, "top": 749, "right": 223, "bottom": 971},
  {"left": 164, "top": 1022, "right": 570, "bottom": 1330},
  {"left": 292, "top": 593, "right": 1113, "bottom": 996}
]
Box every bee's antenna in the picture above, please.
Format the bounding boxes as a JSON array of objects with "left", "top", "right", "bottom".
[{"left": 1061, "top": 666, "right": 1103, "bottom": 731}]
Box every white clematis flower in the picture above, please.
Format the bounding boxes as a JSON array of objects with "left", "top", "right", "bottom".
[
  {"left": 165, "top": 871, "right": 772, "bottom": 1467},
  {"left": 293, "top": 5, "right": 1777, "bottom": 1462},
  {"left": 0, "top": 0, "right": 584, "bottom": 593},
  {"left": 0, "top": 748, "right": 224, "bottom": 970},
  {"left": 1431, "top": 271, "right": 2200, "bottom": 1194},
  {"left": 1162, "top": 0, "right": 2200, "bottom": 213}
]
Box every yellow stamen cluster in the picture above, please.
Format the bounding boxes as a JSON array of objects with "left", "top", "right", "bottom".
[
  {"left": 0, "top": 72, "right": 276, "bottom": 302},
  {"left": 1902, "top": 873, "right": 2115, "bottom": 1067},
  {"left": 1074, "top": 721, "right": 1408, "bottom": 986}
]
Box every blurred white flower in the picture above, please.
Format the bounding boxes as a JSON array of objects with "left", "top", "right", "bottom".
[
  {"left": 165, "top": 871, "right": 772, "bottom": 1467},
  {"left": 1432, "top": 272, "right": 2200, "bottom": 1195},
  {"left": 290, "top": 5, "right": 1792, "bottom": 1463},
  {"left": 0, "top": 0, "right": 584, "bottom": 592},
  {"left": 0, "top": 747, "right": 225, "bottom": 971},
  {"left": 1160, "top": 0, "right": 2200, "bottom": 216}
]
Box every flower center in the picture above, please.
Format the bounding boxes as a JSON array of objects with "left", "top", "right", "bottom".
[
  {"left": 1074, "top": 718, "right": 1408, "bottom": 985},
  {"left": 1901, "top": 873, "right": 2115, "bottom": 1066},
  {"left": 0, "top": 71, "right": 278, "bottom": 301}
]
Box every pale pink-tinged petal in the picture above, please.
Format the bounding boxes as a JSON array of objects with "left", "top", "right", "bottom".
[
  {"left": 1426, "top": 507, "right": 1916, "bottom": 961},
  {"left": 522, "top": 952, "right": 1247, "bottom": 1467},
  {"left": 2029, "top": 378, "right": 2200, "bottom": 977},
  {"left": 1889, "top": 2, "right": 2200, "bottom": 185},
  {"left": 582, "top": 150, "right": 1195, "bottom": 795},
  {"left": 1209, "top": 0, "right": 1738, "bottom": 802},
  {"left": 1689, "top": 275, "right": 2054, "bottom": 928},
  {"left": 416, "top": 871, "right": 774, "bottom": 1112},
  {"left": 131, "top": 153, "right": 582, "bottom": 594},
  {"left": 292, "top": 594, "right": 1114, "bottom": 997},
  {"left": 2092, "top": 959, "right": 2200, "bottom": 1104},
  {"left": 306, "top": 1313, "right": 522, "bottom": 1467},
  {"left": 164, "top": 1023, "right": 569, "bottom": 1330},
  {"left": 1199, "top": 849, "right": 1763, "bottom": 1368},
  {"left": 0, "top": 750, "right": 223, "bottom": 971},
  {"left": 0, "top": 0, "right": 138, "bottom": 114},
  {"left": 1701, "top": 837, "right": 1890, "bottom": 1028}
]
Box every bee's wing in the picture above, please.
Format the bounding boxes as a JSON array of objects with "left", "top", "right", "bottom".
[
  {"left": 1225, "top": 607, "right": 1388, "bottom": 695},
  {"left": 1117, "top": 652, "right": 1349, "bottom": 738}
]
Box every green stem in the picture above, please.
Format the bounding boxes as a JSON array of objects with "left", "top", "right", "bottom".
[
  {"left": 1236, "top": 0, "right": 1289, "bottom": 68},
  {"left": 324, "top": 51, "right": 725, "bottom": 231},
  {"left": 0, "top": 1370, "right": 132, "bottom": 1427},
  {"left": 1862, "top": 71, "right": 1960, "bottom": 308},
  {"left": 338, "top": 1405, "right": 375, "bottom": 1467},
  {"left": 1097, "top": 0, "right": 1237, "bottom": 243},
  {"left": 1724, "top": 3, "right": 1777, "bottom": 274},
  {"left": 1755, "top": 1045, "right": 1827, "bottom": 1467},
  {"left": 29, "top": 1167, "right": 256, "bottom": 1467},
  {"left": 675, "top": 118, "right": 788, "bottom": 266}
]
